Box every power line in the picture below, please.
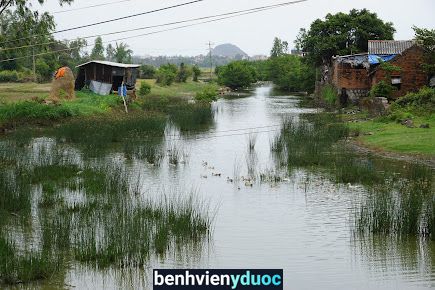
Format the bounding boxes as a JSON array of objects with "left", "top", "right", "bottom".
[
  {"left": 52, "top": 0, "right": 133, "bottom": 14},
  {"left": 165, "top": 128, "right": 281, "bottom": 142},
  {"left": 1, "top": 0, "right": 307, "bottom": 52},
  {"left": 206, "top": 41, "right": 215, "bottom": 79},
  {"left": 0, "top": 0, "right": 308, "bottom": 63},
  {"left": 0, "top": 0, "right": 206, "bottom": 46}
]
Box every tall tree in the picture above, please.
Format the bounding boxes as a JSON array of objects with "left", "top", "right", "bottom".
[
  {"left": 0, "top": 0, "right": 73, "bottom": 16},
  {"left": 106, "top": 44, "right": 115, "bottom": 62},
  {"left": 270, "top": 37, "right": 289, "bottom": 58},
  {"left": 0, "top": 9, "right": 55, "bottom": 70},
  {"left": 90, "top": 36, "right": 105, "bottom": 60},
  {"left": 413, "top": 26, "right": 435, "bottom": 76},
  {"left": 295, "top": 9, "right": 395, "bottom": 66},
  {"left": 113, "top": 42, "right": 132, "bottom": 63}
]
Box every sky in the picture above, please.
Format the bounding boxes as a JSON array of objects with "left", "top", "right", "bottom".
[{"left": 33, "top": 0, "right": 435, "bottom": 57}]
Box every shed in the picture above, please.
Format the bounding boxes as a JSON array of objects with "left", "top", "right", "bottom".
[{"left": 75, "top": 60, "right": 140, "bottom": 93}]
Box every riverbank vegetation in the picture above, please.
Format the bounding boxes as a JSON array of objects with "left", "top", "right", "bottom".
[
  {"left": 347, "top": 87, "right": 435, "bottom": 156},
  {"left": 0, "top": 108, "right": 213, "bottom": 286},
  {"left": 270, "top": 113, "right": 434, "bottom": 240}
]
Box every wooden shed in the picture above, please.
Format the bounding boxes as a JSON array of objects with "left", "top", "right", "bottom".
[{"left": 75, "top": 60, "right": 140, "bottom": 93}]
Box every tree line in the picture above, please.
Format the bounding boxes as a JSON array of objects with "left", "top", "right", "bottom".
[{"left": 216, "top": 37, "right": 315, "bottom": 93}]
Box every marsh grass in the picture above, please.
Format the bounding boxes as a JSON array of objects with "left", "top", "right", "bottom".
[
  {"left": 355, "top": 165, "right": 434, "bottom": 239},
  {"left": 247, "top": 133, "right": 258, "bottom": 152},
  {"left": 0, "top": 142, "right": 211, "bottom": 286},
  {"left": 272, "top": 113, "right": 435, "bottom": 239},
  {"left": 167, "top": 142, "right": 188, "bottom": 166}
]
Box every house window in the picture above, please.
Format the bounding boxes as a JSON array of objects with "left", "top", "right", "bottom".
[{"left": 391, "top": 76, "right": 402, "bottom": 90}]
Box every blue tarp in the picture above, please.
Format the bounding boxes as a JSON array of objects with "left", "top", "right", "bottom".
[{"left": 368, "top": 54, "right": 397, "bottom": 65}]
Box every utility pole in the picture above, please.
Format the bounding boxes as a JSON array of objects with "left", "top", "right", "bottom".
[
  {"left": 32, "top": 47, "right": 36, "bottom": 83},
  {"left": 206, "top": 41, "right": 214, "bottom": 80}
]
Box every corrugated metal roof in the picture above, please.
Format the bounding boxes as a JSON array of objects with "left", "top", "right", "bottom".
[
  {"left": 368, "top": 40, "right": 415, "bottom": 55},
  {"left": 76, "top": 60, "right": 140, "bottom": 68}
]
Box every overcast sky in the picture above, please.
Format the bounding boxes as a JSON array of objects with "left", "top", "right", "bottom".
[{"left": 33, "top": 0, "right": 435, "bottom": 57}]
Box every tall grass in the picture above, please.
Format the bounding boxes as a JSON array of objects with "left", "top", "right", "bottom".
[
  {"left": 0, "top": 136, "right": 212, "bottom": 286},
  {"left": 272, "top": 113, "right": 434, "bottom": 239}
]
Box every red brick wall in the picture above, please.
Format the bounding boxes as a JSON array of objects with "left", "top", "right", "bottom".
[
  {"left": 371, "top": 46, "right": 427, "bottom": 98},
  {"left": 332, "top": 62, "right": 370, "bottom": 90}
]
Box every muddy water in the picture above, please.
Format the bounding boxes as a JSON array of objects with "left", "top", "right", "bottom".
[{"left": 5, "top": 85, "right": 435, "bottom": 289}]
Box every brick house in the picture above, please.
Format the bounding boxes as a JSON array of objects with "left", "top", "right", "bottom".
[{"left": 331, "top": 40, "right": 429, "bottom": 103}]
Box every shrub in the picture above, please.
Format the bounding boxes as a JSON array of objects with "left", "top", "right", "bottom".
[
  {"left": 370, "top": 80, "right": 395, "bottom": 99},
  {"left": 192, "top": 65, "right": 201, "bottom": 82},
  {"left": 195, "top": 84, "right": 218, "bottom": 102},
  {"left": 0, "top": 101, "right": 75, "bottom": 123},
  {"left": 138, "top": 81, "right": 152, "bottom": 96},
  {"left": 176, "top": 63, "right": 192, "bottom": 83},
  {"left": 0, "top": 70, "right": 20, "bottom": 82},
  {"left": 393, "top": 86, "right": 435, "bottom": 108},
  {"left": 156, "top": 64, "right": 178, "bottom": 86},
  {"left": 139, "top": 64, "right": 156, "bottom": 79},
  {"left": 321, "top": 84, "right": 337, "bottom": 106},
  {"left": 217, "top": 61, "right": 257, "bottom": 89}
]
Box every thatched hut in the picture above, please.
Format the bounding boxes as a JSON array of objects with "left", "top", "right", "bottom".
[{"left": 75, "top": 60, "right": 140, "bottom": 95}]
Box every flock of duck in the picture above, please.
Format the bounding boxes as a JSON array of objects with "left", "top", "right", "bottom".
[{"left": 200, "top": 161, "right": 255, "bottom": 188}]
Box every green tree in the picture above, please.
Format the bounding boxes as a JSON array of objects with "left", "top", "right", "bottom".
[
  {"left": 296, "top": 9, "right": 395, "bottom": 66},
  {"left": 140, "top": 64, "right": 156, "bottom": 79},
  {"left": 413, "top": 26, "right": 435, "bottom": 76},
  {"left": 138, "top": 81, "right": 151, "bottom": 96},
  {"left": 114, "top": 42, "right": 133, "bottom": 63},
  {"left": 0, "top": 0, "right": 73, "bottom": 17},
  {"left": 156, "top": 64, "right": 178, "bottom": 86},
  {"left": 106, "top": 44, "right": 115, "bottom": 62},
  {"left": 270, "top": 37, "right": 289, "bottom": 58},
  {"left": 218, "top": 61, "right": 257, "bottom": 89},
  {"left": 90, "top": 36, "right": 105, "bottom": 60},
  {"left": 0, "top": 9, "right": 55, "bottom": 71},
  {"left": 176, "top": 63, "right": 191, "bottom": 83},
  {"left": 192, "top": 65, "right": 201, "bottom": 82}
]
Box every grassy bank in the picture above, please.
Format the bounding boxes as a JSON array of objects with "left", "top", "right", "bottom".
[
  {"left": 0, "top": 80, "right": 217, "bottom": 131},
  {"left": 348, "top": 116, "right": 435, "bottom": 155},
  {"left": 346, "top": 87, "right": 435, "bottom": 157}
]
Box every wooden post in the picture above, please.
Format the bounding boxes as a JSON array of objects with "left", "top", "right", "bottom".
[{"left": 32, "top": 47, "right": 36, "bottom": 82}]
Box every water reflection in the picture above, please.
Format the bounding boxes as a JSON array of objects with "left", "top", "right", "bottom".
[{"left": 0, "top": 85, "right": 434, "bottom": 289}]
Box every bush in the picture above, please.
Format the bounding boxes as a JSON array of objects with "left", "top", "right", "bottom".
[
  {"left": 176, "top": 63, "right": 192, "bottom": 83},
  {"left": 217, "top": 61, "right": 257, "bottom": 89},
  {"left": 0, "top": 70, "right": 20, "bottom": 82},
  {"left": 370, "top": 80, "right": 395, "bottom": 99},
  {"left": 156, "top": 64, "right": 178, "bottom": 86},
  {"left": 0, "top": 101, "right": 75, "bottom": 123},
  {"left": 138, "top": 81, "right": 152, "bottom": 96},
  {"left": 140, "top": 64, "right": 156, "bottom": 79},
  {"left": 393, "top": 86, "right": 435, "bottom": 108},
  {"left": 321, "top": 84, "right": 337, "bottom": 106},
  {"left": 192, "top": 65, "right": 201, "bottom": 82},
  {"left": 195, "top": 84, "right": 218, "bottom": 102}
]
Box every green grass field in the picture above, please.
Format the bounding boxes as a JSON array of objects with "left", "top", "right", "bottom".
[
  {"left": 0, "top": 80, "right": 218, "bottom": 129},
  {"left": 348, "top": 116, "right": 435, "bottom": 156},
  {"left": 0, "top": 82, "right": 51, "bottom": 103},
  {"left": 137, "top": 79, "right": 216, "bottom": 99}
]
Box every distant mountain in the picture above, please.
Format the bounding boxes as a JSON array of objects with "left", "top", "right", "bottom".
[{"left": 212, "top": 43, "right": 248, "bottom": 59}]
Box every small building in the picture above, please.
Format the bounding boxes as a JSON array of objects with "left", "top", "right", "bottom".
[
  {"left": 331, "top": 53, "right": 370, "bottom": 103},
  {"left": 75, "top": 60, "right": 140, "bottom": 95},
  {"left": 331, "top": 40, "right": 429, "bottom": 102},
  {"left": 368, "top": 41, "right": 427, "bottom": 99}
]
